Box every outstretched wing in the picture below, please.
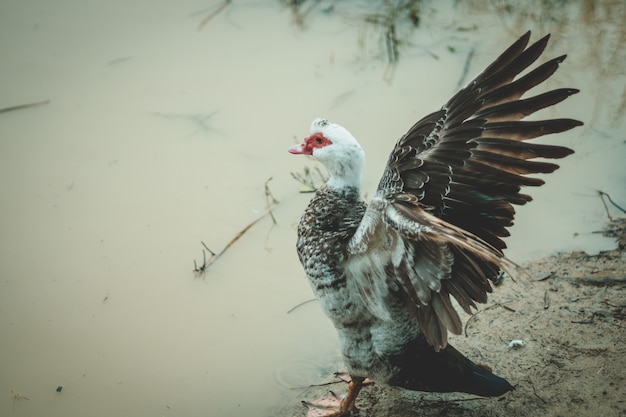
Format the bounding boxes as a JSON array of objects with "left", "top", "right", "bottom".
[{"left": 346, "top": 31, "right": 582, "bottom": 350}]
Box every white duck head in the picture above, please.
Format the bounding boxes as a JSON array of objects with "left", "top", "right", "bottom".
[{"left": 289, "top": 118, "right": 365, "bottom": 190}]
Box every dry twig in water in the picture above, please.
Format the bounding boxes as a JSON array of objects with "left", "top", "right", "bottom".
[
  {"left": 598, "top": 190, "right": 626, "bottom": 220},
  {"left": 197, "top": 0, "right": 232, "bottom": 31},
  {"left": 11, "top": 389, "right": 30, "bottom": 412},
  {"left": 193, "top": 177, "right": 279, "bottom": 277},
  {"left": 194, "top": 214, "right": 268, "bottom": 277},
  {"left": 264, "top": 177, "right": 279, "bottom": 225},
  {"left": 286, "top": 298, "right": 317, "bottom": 314},
  {"left": 0, "top": 100, "right": 49, "bottom": 114},
  {"left": 193, "top": 241, "right": 215, "bottom": 277}
]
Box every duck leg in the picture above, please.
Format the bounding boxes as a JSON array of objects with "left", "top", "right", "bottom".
[{"left": 303, "top": 375, "right": 367, "bottom": 417}]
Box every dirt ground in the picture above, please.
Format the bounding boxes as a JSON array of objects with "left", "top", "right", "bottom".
[{"left": 277, "top": 217, "right": 626, "bottom": 417}]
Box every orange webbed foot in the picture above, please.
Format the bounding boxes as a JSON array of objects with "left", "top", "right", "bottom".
[{"left": 302, "top": 374, "right": 373, "bottom": 417}]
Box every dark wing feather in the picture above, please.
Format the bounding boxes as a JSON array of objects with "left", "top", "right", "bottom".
[{"left": 347, "top": 31, "right": 582, "bottom": 350}]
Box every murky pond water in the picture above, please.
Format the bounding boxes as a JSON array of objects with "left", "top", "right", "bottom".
[{"left": 1, "top": 1, "right": 624, "bottom": 416}]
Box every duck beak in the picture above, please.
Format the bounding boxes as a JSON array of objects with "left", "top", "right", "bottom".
[{"left": 288, "top": 143, "right": 310, "bottom": 155}]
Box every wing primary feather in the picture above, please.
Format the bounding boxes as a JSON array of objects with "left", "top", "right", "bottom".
[
  {"left": 474, "top": 88, "right": 580, "bottom": 122},
  {"left": 474, "top": 33, "right": 551, "bottom": 93},
  {"left": 466, "top": 159, "right": 547, "bottom": 187},
  {"left": 475, "top": 31, "right": 532, "bottom": 82},
  {"left": 446, "top": 33, "right": 550, "bottom": 122},
  {"left": 447, "top": 31, "right": 532, "bottom": 109},
  {"left": 478, "top": 55, "right": 567, "bottom": 106},
  {"left": 471, "top": 150, "right": 561, "bottom": 174},
  {"left": 475, "top": 137, "right": 575, "bottom": 159},
  {"left": 482, "top": 118, "right": 583, "bottom": 140},
  {"left": 471, "top": 31, "right": 535, "bottom": 85}
]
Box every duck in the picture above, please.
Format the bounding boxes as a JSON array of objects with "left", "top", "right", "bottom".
[{"left": 288, "top": 31, "right": 582, "bottom": 416}]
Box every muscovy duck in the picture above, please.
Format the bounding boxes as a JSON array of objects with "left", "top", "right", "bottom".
[{"left": 288, "top": 31, "right": 582, "bottom": 416}]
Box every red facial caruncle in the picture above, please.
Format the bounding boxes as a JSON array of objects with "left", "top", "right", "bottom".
[{"left": 288, "top": 133, "right": 333, "bottom": 155}]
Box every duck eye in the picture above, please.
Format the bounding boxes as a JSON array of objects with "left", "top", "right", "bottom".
[{"left": 315, "top": 137, "right": 323, "bottom": 144}]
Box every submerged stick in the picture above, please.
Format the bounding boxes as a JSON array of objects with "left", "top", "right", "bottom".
[
  {"left": 598, "top": 190, "right": 626, "bottom": 220},
  {"left": 11, "top": 389, "right": 30, "bottom": 412},
  {"left": 264, "top": 177, "right": 279, "bottom": 225},
  {"left": 193, "top": 177, "right": 279, "bottom": 276},
  {"left": 194, "top": 213, "right": 268, "bottom": 275},
  {"left": 286, "top": 298, "right": 317, "bottom": 314},
  {"left": 197, "top": 0, "right": 232, "bottom": 31},
  {"left": 0, "top": 100, "right": 50, "bottom": 114}
]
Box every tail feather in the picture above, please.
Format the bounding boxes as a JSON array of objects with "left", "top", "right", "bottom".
[{"left": 387, "top": 339, "right": 514, "bottom": 397}]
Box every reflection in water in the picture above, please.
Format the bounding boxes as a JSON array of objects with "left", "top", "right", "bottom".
[{"left": 0, "top": 1, "right": 624, "bottom": 417}]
